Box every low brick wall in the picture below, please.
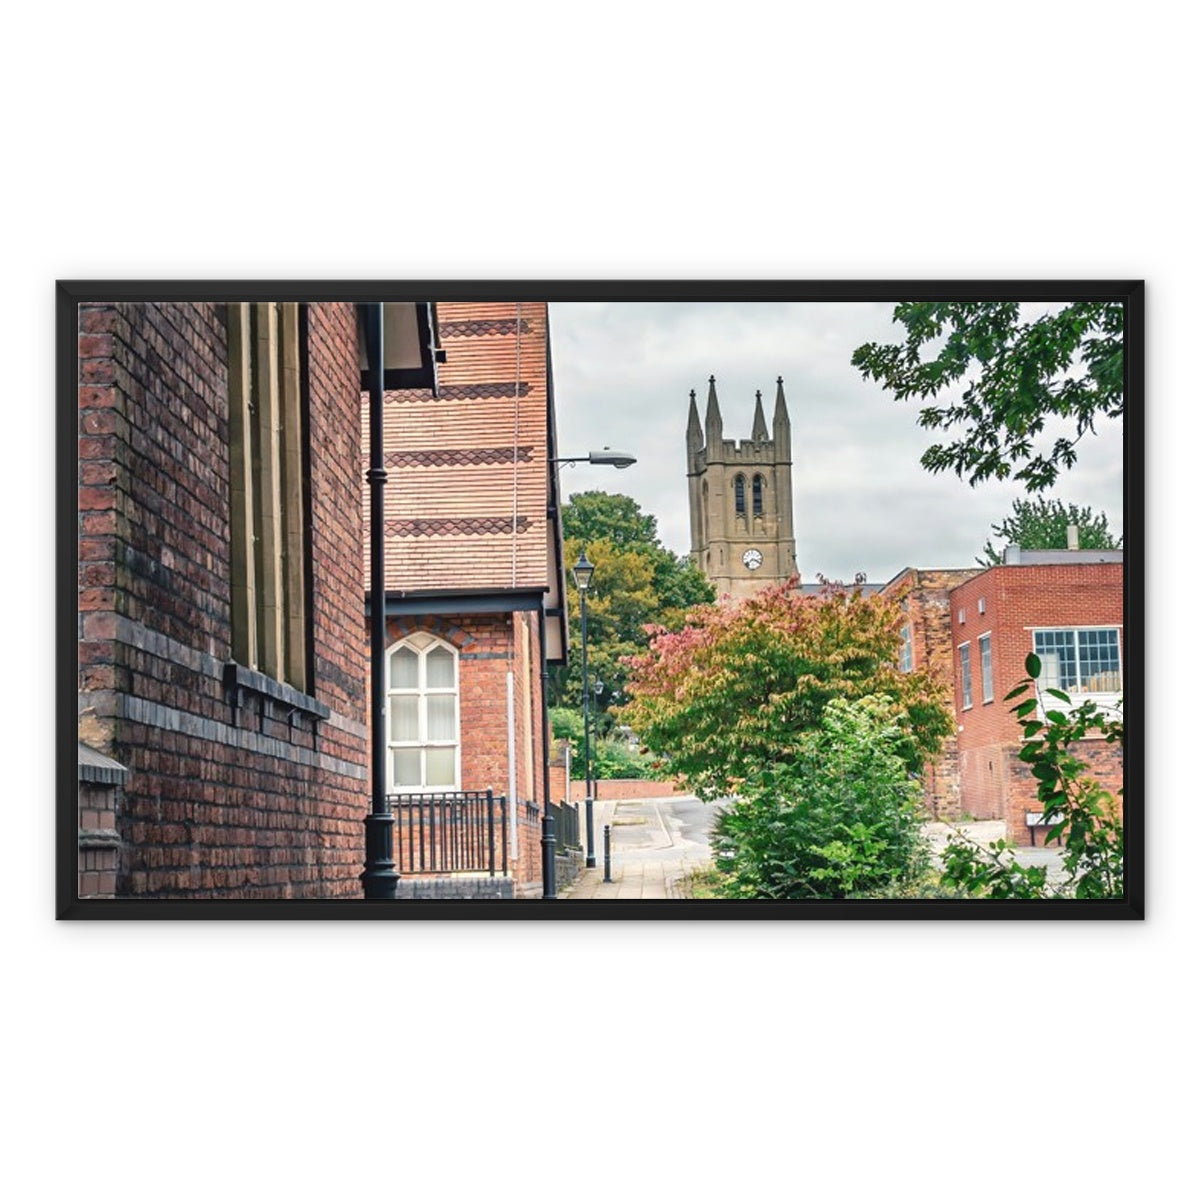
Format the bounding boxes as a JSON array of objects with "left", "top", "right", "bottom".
[{"left": 550, "top": 775, "right": 691, "bottom": 803}]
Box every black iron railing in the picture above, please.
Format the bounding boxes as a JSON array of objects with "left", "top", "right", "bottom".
[
  {"left": 390, "top": 790, "right": 508, "bottom": 876},
  {"left": 551, "top": 800, "right": 581, "bottom": 851}
]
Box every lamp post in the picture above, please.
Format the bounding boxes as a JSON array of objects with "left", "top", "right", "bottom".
[
  {"left": 542, "top": 448, "right": 636, "bottom": 897},
  {"left": 572, "top": 550, "right": 597, "bottom": 868},
  {"left": 361, "top": 302, "right": 398, "bottom": 900}
]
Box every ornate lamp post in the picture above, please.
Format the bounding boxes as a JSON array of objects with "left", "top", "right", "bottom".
[{"left": 572, "top": 550, "right": 597, "bottom": 868}]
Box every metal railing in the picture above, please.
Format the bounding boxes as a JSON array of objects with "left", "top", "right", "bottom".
[
  {"left": 550, "top": 800, "right": 581, "bottom": 851},
  {"left": 390, "top": 790, "right": 507, "bottom": 876}
]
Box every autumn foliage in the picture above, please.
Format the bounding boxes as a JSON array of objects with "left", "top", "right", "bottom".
[{"left": 619, "top": 579, "right": 953, "bottom": 800}]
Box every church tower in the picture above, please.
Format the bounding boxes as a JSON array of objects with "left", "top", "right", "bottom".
[{"left": 687, "top": 375, "right": 797, "bottom": 599}]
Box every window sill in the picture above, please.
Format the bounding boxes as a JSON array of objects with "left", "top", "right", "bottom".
[{"left": 224, "top": 662, "right": 330, "bottom": 723}]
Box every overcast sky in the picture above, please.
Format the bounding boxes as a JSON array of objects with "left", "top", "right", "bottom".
[{"left": 548, "top": 301, "right": 1124, "bottom": 583}]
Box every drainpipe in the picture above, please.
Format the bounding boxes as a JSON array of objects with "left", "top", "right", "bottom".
[
  {"left": 539, "top": 608, "right": 557, "bottom": 898},
  {"left": 361, "top": 303, "right": 398, "bottom": 900}
]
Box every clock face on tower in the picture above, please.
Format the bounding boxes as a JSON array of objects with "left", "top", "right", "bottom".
[{"left": 742, "top": 548, "right": 763, "bottom": 571}]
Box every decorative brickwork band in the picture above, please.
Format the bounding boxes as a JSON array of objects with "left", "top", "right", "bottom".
[
  {"left": 385, "top": 515, "right": 535, "bottom": 537},
  {"left": 439, "top": 318, "right": 533, "bottom": 338},
  {"left": 385, "top": 446, "right": 534, "bottom": 468},
  {"left": 384, "top": 382, "right": 532, "bottom": 403}
]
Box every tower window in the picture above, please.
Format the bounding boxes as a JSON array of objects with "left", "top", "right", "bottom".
[
  {"left": 734, "top": 475, "right": 746, "bottom": 516},
  {"left": 752, "top": 474, "right": 764, "bottom": 516}
]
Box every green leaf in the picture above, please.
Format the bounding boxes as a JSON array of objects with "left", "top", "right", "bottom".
[
  {"left": 1025, "top": 653, "right": 1042, "bottom": 679},
  {"left": 1014, "top": 698, "right": 1039, "bottom": 718},
  {"left": 1045, "top": 688, "right": 1072, "bottom": 703},
  {"left": 1003, "top": 683, "right": 1031, "bottom": 702}
]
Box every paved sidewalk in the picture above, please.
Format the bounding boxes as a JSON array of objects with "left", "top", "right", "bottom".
[{"left": 560, "top": 794, "right": 716, "bottom": 900}]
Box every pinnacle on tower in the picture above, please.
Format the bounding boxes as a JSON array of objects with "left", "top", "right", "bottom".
[
  {"left": 704, "top": 374, "right": 723, "bottom": 444},
  {"left": 686, "top": 387, "right": 703, "bottom": 468},
  {"left": 751, "top": 388, "right": 769, "bottom": 441},
  {"left": 773, "top": 375, "right": 791, "bottom": 440}
]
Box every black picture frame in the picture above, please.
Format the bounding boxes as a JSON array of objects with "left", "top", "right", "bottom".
[{"left": 58, "top": 280, "right": 1143, "bottom": 920}]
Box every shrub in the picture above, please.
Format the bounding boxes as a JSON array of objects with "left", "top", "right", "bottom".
[{"left": 710, "top": 696, "right": 931, "bottom": 900}]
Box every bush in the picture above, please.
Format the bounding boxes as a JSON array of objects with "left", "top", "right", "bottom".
[
  {"left": 549, "top": 706, "right": 652, "bottom": 780},
  {"left": 710, "top": 696, "right": 931, "bottom": 900}
]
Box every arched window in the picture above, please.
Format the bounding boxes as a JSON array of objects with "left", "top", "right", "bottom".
[
  {"left": 387, "top": 633, "right": 459, "bottom": 791},
  {"left": 734, "top": 474, "right": 746, "bottom": 516},
  {"left": 752, "top": 474, "right": 764, "bottom": 516}
]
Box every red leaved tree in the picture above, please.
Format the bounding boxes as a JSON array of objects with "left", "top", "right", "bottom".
[{"left": 619, "top": 579, "right": 953, "bottom": 801}]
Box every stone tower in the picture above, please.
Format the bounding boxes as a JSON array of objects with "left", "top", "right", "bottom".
[{"left": 687, "top": 375, "right": 797, "bottom": 599}]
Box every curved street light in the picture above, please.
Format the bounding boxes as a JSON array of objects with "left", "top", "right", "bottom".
[
  {"left": 553, "top": 448, "right": 637, "bottom": 470},
  {"left": 572, "top": 550, "right": 598, "bottom": 868}
]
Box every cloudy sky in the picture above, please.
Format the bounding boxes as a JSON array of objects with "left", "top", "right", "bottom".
[{"left": 547, "top": 302, "right": 1124, "bottom": 583}]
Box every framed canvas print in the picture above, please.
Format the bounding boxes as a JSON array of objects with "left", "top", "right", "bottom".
[{"left": 58, "top": 281, "right": 1142, "bottom": 919}]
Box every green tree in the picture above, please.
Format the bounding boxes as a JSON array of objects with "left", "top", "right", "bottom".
[
  {"left": 978, "top": 498, "right": 1123, "bottom": 565},
  {"left": 552, "top": 492, "right": 714, "bottom": 719},
  {"left": 619, "top": 580, "right": 953, "bottom": 801},
  {"left": 711, "top": 697, "right": 932, "bottom": 900},
  {"left": 561, "top": 491, "right": 659, "bottom": 547},
  {"left": 851, "top": 301, "right": 1123, "bottom": 491}
]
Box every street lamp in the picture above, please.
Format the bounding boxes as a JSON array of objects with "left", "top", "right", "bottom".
[
  {"left": 572, "top": 550, "right": 597, "bottom": 868},
  {"left": 553, "top": 448, "right": 637, "bottom": 470}
]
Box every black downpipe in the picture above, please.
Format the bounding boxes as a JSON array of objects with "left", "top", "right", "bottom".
[
  {"left": 539, "top": 608, "right": 557, "bottom": 898},
  {"left": 361, "top": 303, "right": 399, "bottom": 899}
]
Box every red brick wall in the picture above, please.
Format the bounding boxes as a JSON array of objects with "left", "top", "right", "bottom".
[
  {"left": 78, "top": 781, "right": 121, "bottom": 898},
  {"left": 948, "top": 563, "right": 1124, "bottom": 840},
  {"left": 381, "top": 610, "right": 548, "bottom": 887},
  {"left": 548, "top": 774, "right": 689, "bottom": 803},
  {"left": 882, "top": 568, "right": 981, "bottom": 819},
  {"left": 77, "top": 302, "right": 370, "bottom": 899}
]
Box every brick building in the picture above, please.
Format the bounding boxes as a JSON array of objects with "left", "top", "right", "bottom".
[
  {"left": 884, "top": 550, "right": 1124, "bottom": 844},
  {"left": 76, "top": 300, "right": 386, "bottom": 899},
  {"left": 880, "top": 567, "right": 984, "bottom": 820},
  {"left": 75, "top": 296, "right": 573, "bottom": 902},
  {"left": 368, "top": 302, "right": 569, "bottom": 897}
]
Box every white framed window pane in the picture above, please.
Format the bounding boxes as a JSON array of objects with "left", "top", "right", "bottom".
[
  {"left": 427, "top": 695, "right": 456, "bottom": 741},
  {"left": 426, "top": 646, "right": 455, "bottom": 689},
  {"left": 980, "top": 635, "right": 993, "bottom": 704},
  {"left": 1034, "top": 631, "right": 1077, "bottom": 690},
  {"left": 393, "top": 749, "right": 421, "bottom": 786},
  {"left": 960, "top": 644, "right": 972, "bottom": 708},
  {"left": 1078, "top": 628, "right": 1120, "bottom": 691},
  {"left": 390, "top": 695, "right": 419, "bottom": 741},
  {"left": 391, "top": 646, "right": 419, "bottom": 689},
  {"left": 425, "top": 748, "right": 456, "bottom": 786}
]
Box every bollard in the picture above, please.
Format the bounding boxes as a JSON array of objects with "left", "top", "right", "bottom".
[{"left": 603, "top": 823, "right": 612, "bottom": 882}]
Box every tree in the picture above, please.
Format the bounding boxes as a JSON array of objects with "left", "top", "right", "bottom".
[
  {"left": 978, "top": 498, "right": 1123, "bottom": 565},
  {"left": 851, "top": 301, "right": 1123, "bottom": 491},
  {"left": 619, "top": 580, "right": 953, "bottom": 801},
  {"left": 711, "top": 697, "right": 932, "bottom": 900},
  {"left": 551, "top": 492, "right": 714, "bottom": 719},
  {"left": 561, "top": 491, "right": 659, "bottom": 547}
]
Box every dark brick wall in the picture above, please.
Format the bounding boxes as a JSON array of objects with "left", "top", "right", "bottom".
[{"left": 77, "top": 302, "right": 370, "bottom": 899}]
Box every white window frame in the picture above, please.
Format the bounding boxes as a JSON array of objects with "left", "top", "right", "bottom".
[
  {"left": 958, "top": 641, "right": 973, "bottom": 710},
  {"left": 899, "top": 624, "right": 913, "bottom": 673},
  {"left": 979, "top": 632, "right": 994, "bottom": 705},
  {"left": 386, "top": 633, "right": 461, "bottom": 793},
  {"left": 1028, "top": 626, "right": 1123, "bottom": 717}
]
